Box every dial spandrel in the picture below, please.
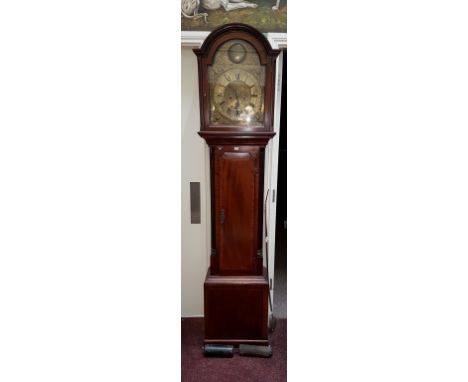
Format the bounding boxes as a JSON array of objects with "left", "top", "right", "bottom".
[{"left": 208, "top": 40, "right": 265, "bottom": 126}]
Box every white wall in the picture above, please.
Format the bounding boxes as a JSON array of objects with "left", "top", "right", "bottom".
[{"left": 181, "top": 47, "right": 210, "bottom": 317}]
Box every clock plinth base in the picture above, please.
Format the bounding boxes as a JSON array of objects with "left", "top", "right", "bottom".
[{"left": 204, "top": 268, "right": 269, "bottom": 346}]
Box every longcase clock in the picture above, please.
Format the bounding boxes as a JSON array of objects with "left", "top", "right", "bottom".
[{"left": 194, "top": 23, "right": 280, "bottom": 347}]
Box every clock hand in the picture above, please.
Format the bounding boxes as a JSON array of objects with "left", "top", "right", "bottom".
[{"left": 235, "top": 91, "right": 241, "bottom": 115}]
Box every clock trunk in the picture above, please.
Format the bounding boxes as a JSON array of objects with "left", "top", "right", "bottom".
[{"left": 211, "top": 145, "right": 264, "bottom": 276}]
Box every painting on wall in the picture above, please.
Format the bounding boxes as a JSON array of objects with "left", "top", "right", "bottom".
[{"left": 181, "top": 0, "right": 287, "bottom": 33}]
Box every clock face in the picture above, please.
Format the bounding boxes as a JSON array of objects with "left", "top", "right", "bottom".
[
  {"left": 213, "top": 69, "right": 262, "bottom": 122},
  {"left": 209, "top": 40, "right": 265, "bottom": 126}
]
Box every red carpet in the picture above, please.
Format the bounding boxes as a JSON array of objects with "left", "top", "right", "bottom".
[{"left": 181, "top": 318, "right": 287, "bottom": 382}]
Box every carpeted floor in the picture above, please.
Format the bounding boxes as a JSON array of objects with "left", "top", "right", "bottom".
[{"left": 181, "top": 318, "right": 287, "bottom": 382}]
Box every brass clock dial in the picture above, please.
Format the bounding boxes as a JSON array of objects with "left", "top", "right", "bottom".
[
  {"left": 208, "top": 39, "right": 265, "bottom": 126},
  {"left": 213, "top": 69, "right": 262, "bottom": 122}
]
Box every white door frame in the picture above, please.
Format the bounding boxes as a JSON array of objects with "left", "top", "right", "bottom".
[
  {"left": 181, "top": 32, "right": 287, "bottom": 313},
  {"left": 264, "top": 34, "right": 286, "bottom": 311}
]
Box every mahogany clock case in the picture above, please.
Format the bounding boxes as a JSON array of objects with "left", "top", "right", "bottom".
[{"left": 194, "top": 23, "right": 280, "bottom": 346}]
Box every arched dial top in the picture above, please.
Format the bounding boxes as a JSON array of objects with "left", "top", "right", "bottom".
[
  {"left": 209, "top": 39, "right": 265, "bottom": 126},
  {"left": 194, "top": 23, "right": 280, "bottom": 134}
]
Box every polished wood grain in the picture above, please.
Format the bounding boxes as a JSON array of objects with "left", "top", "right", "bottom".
[
  {"left": 204, "top": 268, "right": 269, "bottom": 345},
  {"left": 218, "top": 147, "right": 256, "bottom": 274},
  {"left": 209, "top": 145, "right": 265, "bottom": 275},
  {"left": 198, "top": 131, "right": 275, "bottom": 146}
]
